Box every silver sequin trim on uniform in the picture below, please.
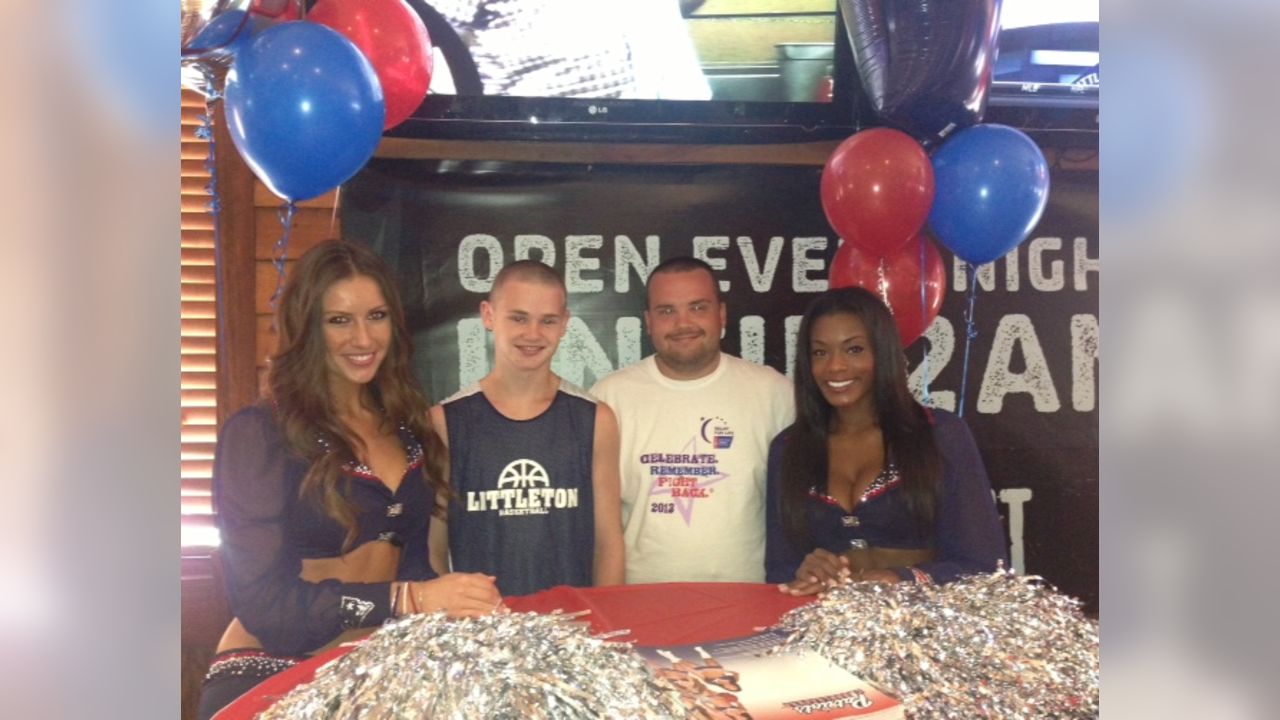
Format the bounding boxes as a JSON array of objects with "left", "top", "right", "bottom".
[
  {"left": 315, "top": 423, "right": 423, "bottom": 478},
  {"left": 807, "top": 463, "right": 901, "bottom": 509},
  {"left": 403, "top": 429, "right": 423, "bottom": 467},
  {"left": 348, "top": 423, "right": 424, "bottom": 478},
  {"left": 860, "top": 463, "right": 901, "bottom": 501},
  {"left": 205, "top": 654, "right": 299, "bottom": 682}
]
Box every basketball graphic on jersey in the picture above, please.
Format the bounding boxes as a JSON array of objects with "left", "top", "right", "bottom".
[
  {"left": 464, "top": 458, "right": 579, "bottom": 515},
  {"left": 497, "top": 458, "right": 551, "bottom": 489}
]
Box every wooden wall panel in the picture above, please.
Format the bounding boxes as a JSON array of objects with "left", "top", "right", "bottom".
[
  {"left": 252, "top": 191, "right": 338, "bottom": 379},
  {"left": 213, "top": 101, "right": 259, "bottom": 424},
  {"left": 181, "top": 554, "right": 230, "bottom": 720}
]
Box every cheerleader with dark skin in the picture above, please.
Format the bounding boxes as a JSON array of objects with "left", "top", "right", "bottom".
[
  {"left": 198, "top": 240, "right": 501, "bottom": 719},
  {"left": 765, "top": 287, "right": 1006, "bottom": 594}
]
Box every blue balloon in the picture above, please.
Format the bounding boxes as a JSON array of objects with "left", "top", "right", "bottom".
[
  {"left": 224, "top": 22, "right": 385, "bottom": 202},
  {"left": 187, "top": 9, "right": 254, "bottom": 57},
  {"left": 181, "top": 8, "right": 268, "bottom": 95},
  {"left": 927, "top": 124, "right": 1050, "bottom": 265}
]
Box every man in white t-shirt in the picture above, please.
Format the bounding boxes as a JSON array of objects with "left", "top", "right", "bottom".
[{"left": 591, "top": 257, "right": 794, "bottom": 583}]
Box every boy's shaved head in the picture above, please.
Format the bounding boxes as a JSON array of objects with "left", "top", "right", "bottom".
[{"left": 490, "top": 260, "right": 566, "bottom": 307}]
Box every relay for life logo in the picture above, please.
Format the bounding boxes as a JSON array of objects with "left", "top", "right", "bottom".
[{"left": 701, "top": 415, "right": 734, "bottom": 449}]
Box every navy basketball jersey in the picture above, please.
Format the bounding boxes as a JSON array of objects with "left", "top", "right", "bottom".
[{"left": 442, "top": 382, "right": 597, "bottom": 596}]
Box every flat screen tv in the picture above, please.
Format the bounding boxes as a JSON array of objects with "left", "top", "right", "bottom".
[
  {"left": 988, "top": 1, "right": 1098, "bottom": 135},
  {"left": 384, "top": 0, "right": 1097, "bottom": 144}
]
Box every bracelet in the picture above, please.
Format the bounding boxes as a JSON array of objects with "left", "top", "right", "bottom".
[
  {"left": 391, "top": 581, "right": 424, "bottom": 617},
  {"left": 391, "top": 581, "right": 406, "bottom": 617},
  {"left": 908, "top": 567, "right": 934, "bottom": 585}
]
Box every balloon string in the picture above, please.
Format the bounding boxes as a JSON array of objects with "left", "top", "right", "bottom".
[
  {"left": 329, "top": 186, "right": 341, "bottom": 238},
  {"left": 957, "top": 263, "right": 980, "bottom": 418},
  {"left": 917, "top": 236, "right": 931, "bottom": 407},
  {"left": 876, "top": 257, "right": 892, "bottom": 314},
  {"left": 200, "top": 81, "right": 227, "bottom": 382},
  {"left": 270, "top": 202, "right": 298, "bottom": 312},
  {"left": 188, "top": 64, "right": 221, "bottom": 102}
]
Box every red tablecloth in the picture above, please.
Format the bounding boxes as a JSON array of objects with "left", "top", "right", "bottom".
[{"left": 216, "top": 582, "right": 811, "bottom": 719}]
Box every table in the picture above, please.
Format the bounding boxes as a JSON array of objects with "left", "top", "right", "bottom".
[{"left": 216, "top": 582, "right": 811, "bottom": 719}]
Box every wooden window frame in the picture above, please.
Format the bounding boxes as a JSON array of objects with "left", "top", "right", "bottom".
[{"left": 181, "top": 89, "right": 258, "bottom": 553}]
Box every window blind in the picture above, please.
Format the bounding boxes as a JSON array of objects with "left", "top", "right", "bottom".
[{"left": 180, "top": 87, "right": 220, "bottom": 548}]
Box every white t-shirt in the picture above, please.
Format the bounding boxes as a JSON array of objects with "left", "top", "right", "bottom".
[{"left": 591, "top": 353, "right": 794, "bottom": 583}]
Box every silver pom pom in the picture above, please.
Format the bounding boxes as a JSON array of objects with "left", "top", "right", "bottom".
[
  {"left": 773, "top": 569, "right": 1099, "bottom": 719},
  {"left": 257, "top": 611, "right": 686, "bottom": 719}
]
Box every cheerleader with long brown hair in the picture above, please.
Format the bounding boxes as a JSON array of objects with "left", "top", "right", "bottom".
[{"left": 197, "top": 240, "right": 500, "bottom": 719}]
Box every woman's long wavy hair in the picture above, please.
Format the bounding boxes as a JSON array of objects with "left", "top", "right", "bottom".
[
  {"left": 268, "top": 239, "right": 448, "bottom": 549},
  {"left": 778, "top": 287, "right": 941, "bottom": 549}
]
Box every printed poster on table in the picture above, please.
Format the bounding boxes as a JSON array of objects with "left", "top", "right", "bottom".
[{"left": 637, "top": 629, "right": 903, "bottom": 719}]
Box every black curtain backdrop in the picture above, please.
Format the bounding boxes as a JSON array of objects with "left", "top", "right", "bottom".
[{"left": 344, "top": 148, "right": 1099, "bottom": 611}]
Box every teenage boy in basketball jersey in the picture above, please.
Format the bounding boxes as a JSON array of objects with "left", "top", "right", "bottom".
[{"left": 428, "top": 261, "right": 624, "bottom": 596}]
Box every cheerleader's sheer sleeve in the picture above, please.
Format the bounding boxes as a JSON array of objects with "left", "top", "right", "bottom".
[
  {"left": 901, "top": 410, "right": 1008, "bottom": 584},
  {"left": 212, "top": 406, "right": 393, "bottom": 655}
]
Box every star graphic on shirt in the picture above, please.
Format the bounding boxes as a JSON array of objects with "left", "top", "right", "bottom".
[{"left": 646, "top": 434, "right": 729, "bottom": 526}]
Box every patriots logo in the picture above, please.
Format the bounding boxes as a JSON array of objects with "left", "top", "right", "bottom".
[{"left": 340, "top": 596, "right": 375, "bottom": 628}]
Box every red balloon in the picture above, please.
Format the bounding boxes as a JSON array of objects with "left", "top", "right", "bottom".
[
  {"left": 308, "top": 0, "right": 433, "bottom": 130},
  {"left": 820, "top": 127, "right": 935, "bottom": 256},
  {"left": 828, "top": 234, "right": 946, "bottom": 346}
]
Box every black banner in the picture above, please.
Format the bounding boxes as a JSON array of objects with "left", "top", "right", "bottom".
[{"left": 344, "top": 153, "right": 1098, "bottom": 611}]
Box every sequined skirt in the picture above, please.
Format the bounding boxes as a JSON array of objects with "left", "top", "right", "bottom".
[{"left": 196, "top": 648, "right": 304, "bottom": 720}]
